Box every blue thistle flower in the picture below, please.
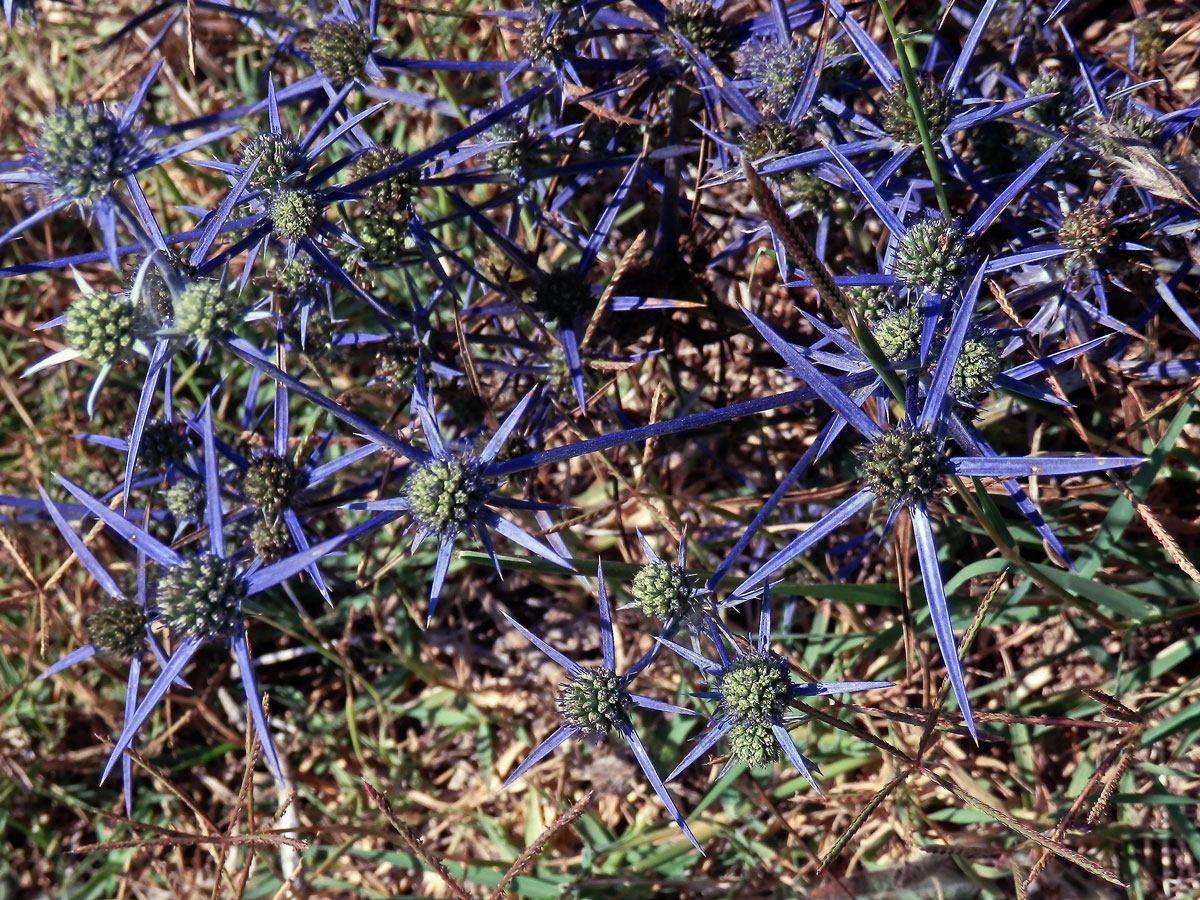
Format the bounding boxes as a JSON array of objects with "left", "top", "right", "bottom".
[
  {"left": 0, "top": 62, "right": 237, "bottom": 270},
  {"left": 658, "top": 588, "right": 891, "bottom": 788},
  {"left": 732, "top": 276, "right": 1145, "bottom": 739},
  {"left": 501, "top": 561, "right": 702, "bottom": 852},
  {"left": 350, "top": 370, "right": 573, "bottom": 621},
  {"left": 46, "top": 401, "right": 397, "bottom": 789}
]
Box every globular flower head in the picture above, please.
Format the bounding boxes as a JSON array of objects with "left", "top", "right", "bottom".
[
  {"left": 374, "top": 333, "right": 423, "bottom": 389},
  {"left": 63, "top": 289, "right": 140, "bottom": 366},
  {"left": 948, "top": 332, "right": 1002, "bottom": 402},
  {"left": 35, "top": 103, "right": 143, "bottom": 203},
  {"left": 174, "top": 279, "right": 243, "bottom": 343},
  {"left": 355, "top": 212, "right": 410, "bottom": 261},
  {"left": 849, "top": 284, "right": 896, "bottom": 322},
  {"left": 736, "top": 36, "right": 811, "bottom": 117},
  {"left": 1025, "top": 70, "right": 1070, "bottom": 128},
  {"left": 872, "top": 306, "right": 919, "bottom": 362},
  {"left": 665, "top": 0, "right": 734, "bottom": 61},
  {"left": 522, "top": 13, "right": 570, "bottom": 63},
  {"left": 1134, "top": 14, "right": 1170, "bottom": 68},
  {"left": 348, "top": 146, "right": 415, "bottom": 211},
  {"left": 891, "top": 218, "right": 970, "bottom": 297},
  {"left": 86, "top": 596, "right": 147, "bottom": 661},
  {"left": 631, "top": 560, "right": 702, "bottom": 621},
  {"left": 269, "top": 188, "right": 320, "bottom": 240},
  {"left": 286, "top": 307, "right": 337, "bottom": 358},
  {"left": 727, "top": 722, "right": 778, "bottom": 768},
  {"left": 250, "top": 516, "right": 291, "bottom": 561},
  {"left": 557, "top": 667, "right": 627, "bottom": 740},
  {"left": 239, "top": 132, "right": 304, "bottom": 191},
  {"left": 860, "top": 426, "right": 944, "bottom": 509},
  {"left": 243, "top": 451, "right": 303, "bottom": 514},
  {"left": 879, "top": 75, "right": 953, "bottom": 145},
  {"left": 530, "top": 268, "right": 594, "bottom": 326},
  {"left": 1058, "top": 202, "right": 1115, "bottom": 271},
  {"left": 486, "top": 116, "right": 538, "bottom": 177},
  {"left": 165, "top": 478, "right": 204, "bottom": 521},
  {"left": 310, "top": 20, "right": 373, "bottom": 85},
  {"left": 786, "top": 172, "right": 833, "bottom": 210},
  {"left": 405, "top": 455, "right": 486, "bottom": 536},
  {"left": 740, "top": 119, "right": 803, "bottom": 160},
  {"left": 156, "top": 554, "right": 246, "bottom": 642},
  {"left": 139, "top": 419, "right": 187, "bottom": 469},
  {"left": 275, "top": 255, "right": 322, "bottom": 302},
  {"left": 716, "top": 652, "right": 792, "bottom": 726}
]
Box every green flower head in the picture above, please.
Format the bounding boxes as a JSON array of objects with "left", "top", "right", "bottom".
[
  {"left": 405, "top": 455, "right": 486, "bottom": 535},
  {"left": 716, "top": 653, "right": 792, "bottom": 726},
  {"left": 859, "top": 425, "right": 944, "bottom": 509},
  {"left": 63, "top": 290, "right": 140, "bottom": 366},
  {"left": 156, "top": 554, "right": 246, "bottom": 642},
  {"left": 86, "top": 596, "right": 148, "bottom": 660},
  {"left": 557, "top": 668, "right": 627, "bottom": 739}
]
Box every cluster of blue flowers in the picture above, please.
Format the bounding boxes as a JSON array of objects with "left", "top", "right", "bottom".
[{"left": 5, "top": 0, "right": 1195, "bottom": 850}]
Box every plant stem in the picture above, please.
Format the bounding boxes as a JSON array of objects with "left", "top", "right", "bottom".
[{"left": 876, "top": 0, "right": 951, "bottom": 219}]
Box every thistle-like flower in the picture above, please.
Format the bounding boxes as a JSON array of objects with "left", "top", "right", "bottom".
[
  {"left": 735, "top": 281, "right": 1144, "bottom": 738},
  {"left": 47, "top": 402, "right": 397, "bottom": 790},
  {"left": 628, "top": 530, "right": 710, "bottom": 626},
  {"left": 890, "top": 217, "right": 971, "bottom": 299},
  {"left": 664, "top": 0, "right": 734, "bottom": 62},
  {"left": 351, "top": 371, "right": 572, "bottom": 621},
  {"left": 0, "top": 62, "right": 237, "bottom": 269},
  {"left": 660, "top": 589, "right": 891, "bottom": 785},
  {"left": 501, "top": 562, "right": 701, "bottom": 852},
  {"left": 310, "top": 19, "right": 374, "bottom": 85},
  {"left": 879, "top": 75, "right": 954, "bottom": 145}
]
